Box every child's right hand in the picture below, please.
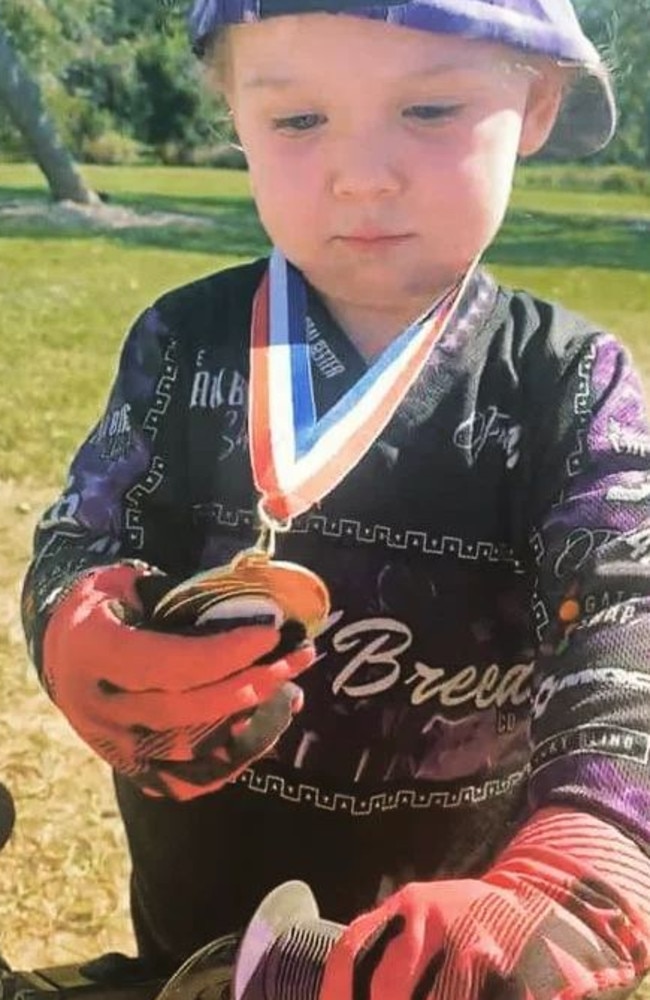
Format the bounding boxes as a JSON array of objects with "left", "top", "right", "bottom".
[{"left": 42, "top": 563, "right": 315, "bottom": 800}]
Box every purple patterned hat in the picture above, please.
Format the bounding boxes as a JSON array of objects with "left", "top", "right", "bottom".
[{"left": 189, "top": 0, "right": 616, "bottom": 158}]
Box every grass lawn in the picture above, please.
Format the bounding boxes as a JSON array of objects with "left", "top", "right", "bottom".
[{"left": 1, "top": 162, "right": 649, "bottom": 486}]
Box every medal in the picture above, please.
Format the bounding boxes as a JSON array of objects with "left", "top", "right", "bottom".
[{"left": 151, "top": 504, "right": 330, "bottom": 639}]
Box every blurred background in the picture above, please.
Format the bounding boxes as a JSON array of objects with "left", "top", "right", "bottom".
[{"left": 0, "top": 0, "right": 648, "bottom": 978}]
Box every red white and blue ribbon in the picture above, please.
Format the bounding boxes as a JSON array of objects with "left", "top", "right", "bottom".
[{"left": 249, "top": 248, "right": 473, "bottom": 524}]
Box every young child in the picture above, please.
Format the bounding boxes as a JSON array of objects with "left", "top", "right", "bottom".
[{"left": 22, "top": 1, "right": 650, "bottom": 997}]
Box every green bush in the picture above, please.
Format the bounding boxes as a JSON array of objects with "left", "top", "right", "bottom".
[
  {"left": 81, "top": 130, "right": 142, "bottom": 165},
  {"left": 515, "top": 164, "right": 650, "bottom": 195},
  {"left": 156, "top": 141, "right": 247, "bottom": 169},
  {"left": 599, "top": 166, "right": 650, "bottom": 193}
]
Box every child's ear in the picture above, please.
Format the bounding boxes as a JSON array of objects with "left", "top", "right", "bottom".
[{"left": 518, "top": 68, "right": 565, "bottom": 158}]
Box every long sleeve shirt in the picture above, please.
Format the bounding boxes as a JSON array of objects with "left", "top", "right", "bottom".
[{"left": 22, "top": 258, "right": 650, "bottom": 909}]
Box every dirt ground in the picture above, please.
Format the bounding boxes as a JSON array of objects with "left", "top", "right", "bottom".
[
  {"left": 0, "top": 480, "right": 133, "bottom": 970},
  {"left": 0, "top": 199, "right": 213, "bottom": 231}
]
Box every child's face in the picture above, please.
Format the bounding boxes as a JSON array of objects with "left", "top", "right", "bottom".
[{"left": 226, "top": 15, "right": 561, "bottom": 325}]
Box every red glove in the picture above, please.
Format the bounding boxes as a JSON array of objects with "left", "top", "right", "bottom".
[
  {"left": 321, "top": 808, "right": 650, "bottom": 1000},
  {"left": 42, "top": 563, "right": 316, "bottom": 800}
]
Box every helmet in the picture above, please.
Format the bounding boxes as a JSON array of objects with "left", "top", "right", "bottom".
[{"left": 188, "top": 0, "right": 615, "bottom": 158}]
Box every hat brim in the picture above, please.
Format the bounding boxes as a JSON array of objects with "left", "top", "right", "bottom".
[{"left": 543, "top": 65, "right": 617, "bottom": 159}]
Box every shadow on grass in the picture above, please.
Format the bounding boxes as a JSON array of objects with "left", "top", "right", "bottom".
[
  {"left": 113, "top": 190, "right": 253, "bottom": 216},
  {"left": 0, "top": 184, "right": 253, "bottom": 216},
  {"left": 488, "top": 210, "right": 650, "bottom": 272},
  {"left": 0, "top": 184, "right": 50, "bottom": 204},
  {"left": 1, "top": 186, "right": 649, "bottom": 272}
]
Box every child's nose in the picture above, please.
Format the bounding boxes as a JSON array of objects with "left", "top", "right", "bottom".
[{"left": 330, "top": 132, "right": 404, "bottom": 199}]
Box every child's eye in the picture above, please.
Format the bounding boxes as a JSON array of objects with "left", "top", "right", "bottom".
[
  {"left": 271, "top": 113, "right": 326, "bottom": 133},
  {"left": 403, "top": 104, "right": 461, "bottom": 122}
]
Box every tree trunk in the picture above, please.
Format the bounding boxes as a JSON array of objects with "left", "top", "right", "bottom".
[{"left": 0, "top": 25, "right": 99, "bottom": 204}]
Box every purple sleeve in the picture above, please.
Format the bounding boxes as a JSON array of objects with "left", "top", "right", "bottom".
[
  {"left": 21, "top": 306, "right": 178, "bottom": 674},
  {"left": 528, "top": 332, "right": 650, "bottom": 850}
]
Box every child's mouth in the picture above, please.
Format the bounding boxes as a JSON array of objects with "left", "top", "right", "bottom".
[{"left": 335, "top": 232, "right": 414, "bottom": 249}]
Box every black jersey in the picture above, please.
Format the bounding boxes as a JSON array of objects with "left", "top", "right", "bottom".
[{"left": 22, "top": 258, "right": 650, "bottom": 896}]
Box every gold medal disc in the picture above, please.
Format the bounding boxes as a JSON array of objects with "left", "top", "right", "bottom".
[{"left": 152, "top": 551, "right": 330, "bottom": 639}]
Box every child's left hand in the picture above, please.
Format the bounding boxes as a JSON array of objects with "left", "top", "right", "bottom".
[{"left": 320, "top": 808, "right": 650, "bottom": 1000}]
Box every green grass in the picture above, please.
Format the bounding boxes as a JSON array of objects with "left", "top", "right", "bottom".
[{"left": 1, "top": 162, "right": 649, "bottom": 486}]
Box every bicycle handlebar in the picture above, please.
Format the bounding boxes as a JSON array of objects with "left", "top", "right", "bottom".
[{"left": 233, "top": 882, "right": 342, "bottom": 1000}]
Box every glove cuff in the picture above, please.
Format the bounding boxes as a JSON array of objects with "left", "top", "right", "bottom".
[
  {"left": 491, "top": 807, "right": 650, "bottom": 918},
  {"left": 487, "top": 806, "right": 650, "bottom": 980},
  {"left": 42, "top": 561, "right": 153, "bottom": 700},
  {"left": 50, "top": 560, "right": 152, "bottom": 617}
]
